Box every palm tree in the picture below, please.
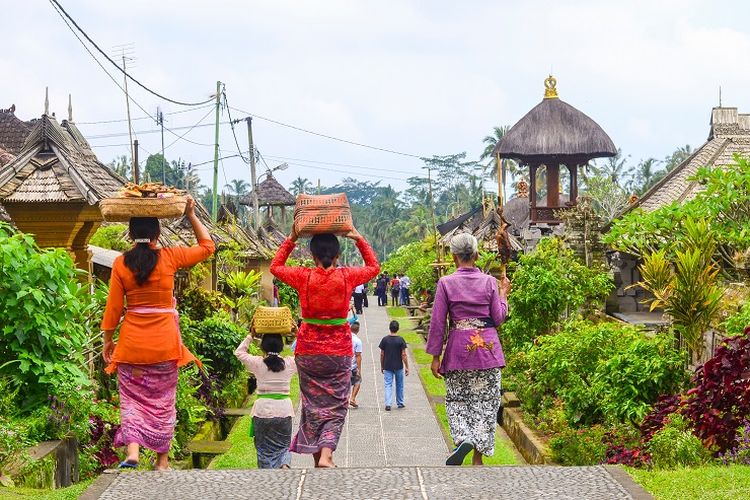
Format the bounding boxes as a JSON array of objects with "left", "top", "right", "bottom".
[
  {"left": 290, "top": 177, "right": 312, "bottom": 196},
  {"left": 479, "top": 125, "right": 521, "bottom": 200},
  {"left": 634, "top": 158, "right": 661, "bottom": 194},
  {"left": 593, "top": 148, "right": 632, "bottom": 189},
  {"left": 225, "top": 179, "right": 250, "bottom": 197}
]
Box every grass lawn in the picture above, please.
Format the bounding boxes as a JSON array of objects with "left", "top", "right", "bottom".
[
  {"left": 627, "top": 465, "right": 750, "bottom": 500},
  {"left": 210, "top": 348, "right": 300, "bottom": 470},
  {"left": 0, "top": 478, "right": 95, "bottom": 500},
  {"left": 387, "top": 306, "right": 520, "bottom": 466}
]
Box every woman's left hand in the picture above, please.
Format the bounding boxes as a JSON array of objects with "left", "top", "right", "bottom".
[
  {"left": 185, "top": 195, "right": 196, "bottom": 217},
  {"left": 499, "top": 277, "right": 512, "bottom": 297},
  {"left": 103, "top": 339, "right": 116, "bottom": 364}
]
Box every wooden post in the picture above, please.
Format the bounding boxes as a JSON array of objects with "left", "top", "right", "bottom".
[
  {"left": 133, "top": 139, "right": 140, "bottom": 184},
  {"left": 529, "top": 163, "right": 537, "bottom": 221},
  {"left": 546, "top": 164, "right": 560, "bottom": 208}
]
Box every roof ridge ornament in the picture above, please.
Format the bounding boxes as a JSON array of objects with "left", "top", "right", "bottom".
[{"left": 544, "top": 75, "right": 559, "bottom": 99}]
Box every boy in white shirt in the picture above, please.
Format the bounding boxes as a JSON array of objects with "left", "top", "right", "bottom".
[{"left": 349, "top": 322, "right": 363, "bottom": 408}]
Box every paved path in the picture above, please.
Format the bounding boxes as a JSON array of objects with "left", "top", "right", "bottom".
[
  {"left": 84, "top": 466, "right": 652, "bottom": 499},
  {"left": 292, "top": 298, "right": 448, "bottom": 467}
]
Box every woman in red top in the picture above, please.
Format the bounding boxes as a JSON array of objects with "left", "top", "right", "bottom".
[
  {"left": 271, "top": 227, "right": 379, "bottom": 467},
  {"left": 101, "top": 197, "right": 214, "bottom": 470}
]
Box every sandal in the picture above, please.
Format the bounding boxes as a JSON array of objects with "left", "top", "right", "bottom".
[
  {"left": 349, "top": 401, "right": 359, "bottom": 408},
  {"left": 445, "top": 441, "right": 474, "bottom": 466},
  {"left": 118, "top": 460, "right": 138, "bottom": 469}
]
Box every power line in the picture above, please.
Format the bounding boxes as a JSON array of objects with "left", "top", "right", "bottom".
[
  {"left": 50, "top": 1, "right": 217, "bottom": 155},
  {"left": 48, "top": 0, "right": 213, "bottom": 107},
  {"left": 76, "top": 104, "right": 214, "bottom": 125},
  {"left": 261, "top": 153, "right": 414, "bottom": 175},
  {"left": 222, "top": 91, "right": 250, "bottom": 164},
  {"left": 163, "top": 107, "right": 216, "bottom": 151},
  {"left": 227, "top": 105, "right": 425, "bottom": 159}
]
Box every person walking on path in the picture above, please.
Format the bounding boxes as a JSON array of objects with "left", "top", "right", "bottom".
[
  {"left": 379, "top": 320, "right": 409, "bottom": 411},
  {"left": 349, "top": 322, "right": 363, "bottom": 408},
  {"left": 399, "top": 274, "right": 411, "bottom": 306},
  {"left": 353, "top": 283, "right": 366, "bottom": 314},
  {"left": 427, "top": 233, "right": 511, "bottom": 466},
  {"left": 389, "top": 275, "right": 401, "bottom": 307},
  {"left": 270, "top": 228, "right": 379, "bottom": 468},
  {"left": 101, "top": 197, "right": 214, "bottom": 471},
  {"left": 234, "top": 334, "right": 296, "bottom": 469},
  {"left": 374, "top": 274, "right": 386, "bottom": 306}
]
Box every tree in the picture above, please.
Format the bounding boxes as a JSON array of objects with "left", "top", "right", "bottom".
[
  {"left": 583, "top": 175, "right": 629, "bottom": 222},
  {"left": 633, "top": 157, "right": 662, "bottom": 195},
  {"left": 479, "top": 125, "right": 521, "bottom": 200},
  {"left": 225, "top": 179, "right": 250, "bottom": 197},
  {"left": 290, "top": 177, "right": 312, "bottom": 196},
  {"left": 108, "top": 155, "right": 131, "bottom": 181},
  {"left": 663, "top": 144, "right": 693, "bottom": 172},
  {"left": 591, "top": 149, "right": 633, "bottom": 190}
]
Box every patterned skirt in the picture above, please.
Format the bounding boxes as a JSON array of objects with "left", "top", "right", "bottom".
[
  {"left": 291, "top": 354, "right": 351, "bottom": 454},
  {"left": 114, "top": 361, "right": 178, "bottom": 454},
  {"left": 254, "top": 416, "right": 292, "bottom": 468},
  {"left": 444, "top": 368, "right": 502, "bottom": 456}
]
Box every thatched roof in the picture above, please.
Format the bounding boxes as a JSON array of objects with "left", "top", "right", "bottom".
[
  {"left": 0, "top": 115, "right": 124, "bottom": 204},
  {"left": 0, "top": 105, "right": 33, "bottom": 155},
  {"left": 239, "top": 175, "right": 295, "bottom": 206},
  {"left": 438, "top": 208, "right": 523, "bottom": 252},
  {"left": 495, "top": 76, "right": 616, "bottom": 165},
  {"left": 626, "top": 106, "right": 750, "bottom": 213}
]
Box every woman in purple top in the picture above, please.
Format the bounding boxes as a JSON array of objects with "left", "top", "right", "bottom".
[{"left": 427, "top": 233, "right": 511, "bottom": 466}]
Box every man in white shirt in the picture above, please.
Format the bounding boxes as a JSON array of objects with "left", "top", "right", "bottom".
[
  {"left": 349, "top": 322, "right": 363, "bottom": 408},
  {"left": 353, "top": 283, "right": 366, "bottom": 314},
  {"left": 399, "top": 275, "right": 411, "bottom": 306}
]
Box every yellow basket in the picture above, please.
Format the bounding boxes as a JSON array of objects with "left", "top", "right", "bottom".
[
  {"left": 99, "top": 196, "right": 188, "bottom": 222},
  {"left": 252, "top": 306, "right": 294, "bottom": 335}
]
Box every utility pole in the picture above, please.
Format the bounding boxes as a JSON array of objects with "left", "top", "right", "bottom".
[
  {"left": 496, "top": 152, "right": 504, "bottom": 207},
  {"left": 245, "top": 117, "right": 260, "bottom": 230},
  {"left": 427, "top": 166, "right": 440, "bottom": 261},
  {"left": 133, "top": 139, "right": 140, "bottom": 184},
  {"left": 211, "top": 81, "right": 222, "bottom": 223},
  {"left": 157, "top": 106, "right": 166, "bottom": 184},
  {"left": 122, "top": 55, "right": 136, "bottom": 182}
]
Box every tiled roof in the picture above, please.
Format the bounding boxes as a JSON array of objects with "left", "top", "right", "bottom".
[
  {"left": 0, "top": 147, "right": 14, "bottom": 167},
  {"left": 0, "top": 115, "right": 125, "bottom": 203},
  {"left": 0, "top": 106, "right": 32, "bottom": 154},
  {"left": 630, "top": 107, "right": 750, "bottom": 213}
]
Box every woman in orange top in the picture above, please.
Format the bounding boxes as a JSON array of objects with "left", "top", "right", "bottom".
[{"left": 101, "top": 196, "right": 214, "bottom": 470}]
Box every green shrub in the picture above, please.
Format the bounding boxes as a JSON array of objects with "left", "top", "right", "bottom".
[
  {"left": 647, "top": 414, "right": 711, "bottom": 469},
  {"left": 502, "top": 238, "right": 613, "bottom": 352},
  {"left": 189, "top": 311, "right": 248, "bottom": 379},
  {"left": 178, "top": 286, "right": 226, "bottom": 321},
  {"left": 89, "top": 224, "right": 130, "bottom": 251},
  {"left": 520, "top": 320, "right": 687, "bottom": 426},
  {"left": 0, "top": 223, "right": 93, "bottom": 407},
  {"left": 549, "top": 425, "right": 608, "bottom": 465},
  {"left": 722, "top": 302, "right": 750, "bottom": 338},
  {"left": 383, "top": 238, "right": 443, "bottom": 295},
  {"left": 173, "top": 366, "right": 207, "bottom": 458}
]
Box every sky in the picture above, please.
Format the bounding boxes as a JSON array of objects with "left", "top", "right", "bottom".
[{"left": 2, "top": 0, "right": 750, "bottom": 194}]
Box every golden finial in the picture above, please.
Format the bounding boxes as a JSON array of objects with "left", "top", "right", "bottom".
[{"left": 544, "top": 75, "right": 559, "bottom": 99}]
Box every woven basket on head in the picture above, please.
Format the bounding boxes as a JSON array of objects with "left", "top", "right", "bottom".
[
  {"left": 293, "top": 193, "right": 353, "bottom": 237},
  {"left": 252, "top": 306, "right": 295, "bottom": 335},
  {"left": 100, "top": 196, "right": 188, "bottom": 222}
]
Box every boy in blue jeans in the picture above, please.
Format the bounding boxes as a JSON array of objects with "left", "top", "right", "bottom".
[{"left": 379, "top": 320, "right": 409, "bottom": 411}]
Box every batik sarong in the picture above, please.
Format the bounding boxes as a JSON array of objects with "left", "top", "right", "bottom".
[
  {"left": 291, "top": 355, "right": 351, "bottom": 454},
  {"left": 114, "top": 361, "right": 178, "bottom": 454},
  {"left": 254, "top": 416, "right": 293, "bottom": 468},
  {"left": 444, "top": 368, "right": 502, "bottom": 456}
]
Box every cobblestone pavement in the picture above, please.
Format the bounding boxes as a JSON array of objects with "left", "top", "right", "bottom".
[
  {"left": 84, "top": 465, "right": 651, "bottom": 499},
  {"left": 292, "top": 298, "right": 448, "bottom": 468}
]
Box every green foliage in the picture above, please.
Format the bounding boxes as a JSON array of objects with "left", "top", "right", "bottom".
[
  {"left": 549, "top": 425, "right": 608, "bottom": 466},
  {"left": 0, "top": 223, "right": 93, "bottom": 406},
  {"left": 382, "top": 238, "right": 441, "bottom": 294},
  {"left": 277, "top": 280, "right": 299, "bottom": 313},
  {"left": 518, "top": 320, "right": 687, "bottom": 426},
  {"left": 501, "top": 238, "right": 614, "bottom": 352},
  {"left": 188, "top": 311, "right": 248, "bottom": 380},
  {"left": 647, "top": 414, "right": 711, "bottom": 469},
  {"left": 173, "top": 366, "right": 208, "bottom": 457},
  {"left": 605, "top": 154, "right": 750, "bottom": 269},
  {"left": 637, "top": 218, "right": 724, "bottom": 359},
  {"left": 722, "top": 302, "right": 750, "bottom": 338},
  {"left": 178, "top": 286, "right": 226, "bottom": 321},
  {"left": 89, "top": 224, "right": 130, "bottom": 252}
]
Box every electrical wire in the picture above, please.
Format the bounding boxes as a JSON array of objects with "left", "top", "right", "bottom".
[
  {"left": 76, "top": 104, "right": 214, "bottom": 125},
  {"left": 226, "top": 106, "right": 425, "bottom": 159},
  {"left": 49, "top": 0, "right": 216, "bottom": 151},
  {"left": 49, "top": 0, "right": 213, "bottom": 107},
  {"left": 261, "top": 153, "right": 413, "bottom": 175},
  {"left": 163, "top": 106, "right": 215, "bottom": 151},
  {"left": 222, "top": 91, "right": 250, "bottom": 164}
]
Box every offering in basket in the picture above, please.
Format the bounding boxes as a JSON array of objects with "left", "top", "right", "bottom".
[
  {"left": 100, "top": 182, "right": 188, "bottom": 222},
  {"left": 293, "top": 193, "right": 353, "bottom": 237},
  {"left": 252, "top": 306, "right": 295, "bottom": 335}
]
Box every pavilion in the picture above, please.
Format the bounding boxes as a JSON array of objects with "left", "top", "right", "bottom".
[{"left": 239, "top": 174, "right": 296, "bottom": 227}]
